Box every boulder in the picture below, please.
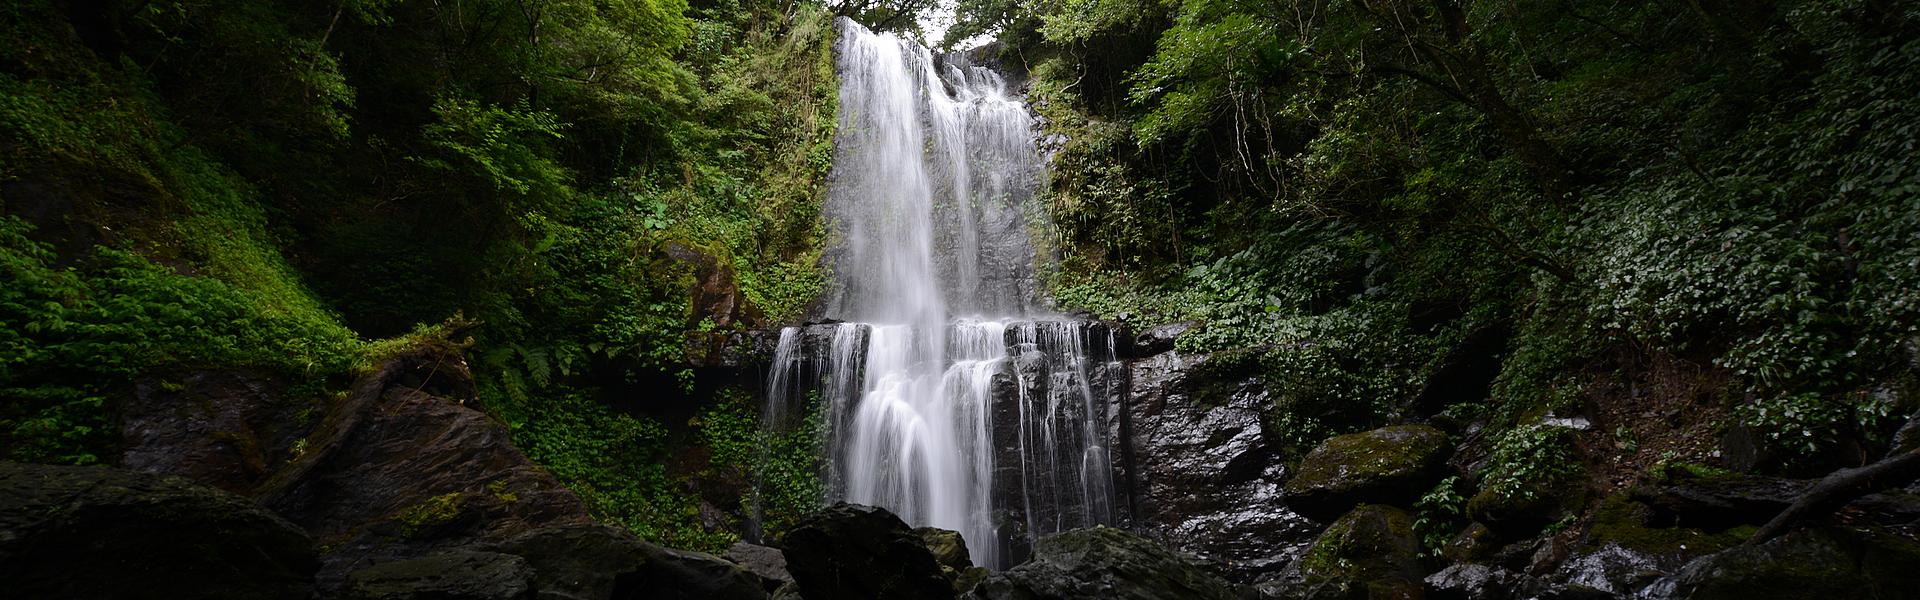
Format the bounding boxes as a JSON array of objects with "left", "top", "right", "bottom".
[
  {"left": 968, "top": 526, "right": 1239, "bottom": 600},
  {"left": 1283, "top": 425, "right": 1451, "bottom": 522},
  {"left": 1293, "top": 504, "right": 1425, "bottom": 600},
  {"left": 1659, "top": 527, "right": 1920, "bottom": 600},
  {"left": 727, "top": 541, "right": 795, "bottom": 591},
  {"left": 251, "top": 347, "right": 593, "bottom": 592},
  {"left": 779, "top": 503, "right": 954, "bottom": 600},
  {"left": 660, "top": 240, "right": 757, "bottom": 331},
  {"left": 0, "top": 461, "right": 316, "bottom": 599},
  {"left": 484, "top": 524, "right": 765, "bottom": 600},
  {"left": 1133, "top": 321, "right": 1197, "bottom": 356},
  {"left": 1424, "top": 564, "right": 1539, "bottom": 600},
  {"left": 1465, "top": 478, "right": 1584, "bottom": 540},
  {"left": 918, "top": 527, "right": 974, "bottom": 573},
  {"left": 1439, "top": 522, "right": 1500, "bottom": 564},
  {"left": 1546, "top": 543, "right": 1671, "bottom": 597},
  {"left": 347, "top": 549, "right": 535, "bottom": 600},
  {"left": 1127, "top": 352, "right": 1319, "bottom": 581},
  {"left": 1580, "top": 493, "right": 1753, "bottom": 563},
  {"left": 917, "top": 527, "right": 989, "bottom": 593},
  {"left": 623, "top": 539, "right": 769, "bottom": 600}
]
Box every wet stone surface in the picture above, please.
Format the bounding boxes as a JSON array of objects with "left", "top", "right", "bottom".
[{"left": 1126, "top": 351, "right": 1319, "bottom": 582}]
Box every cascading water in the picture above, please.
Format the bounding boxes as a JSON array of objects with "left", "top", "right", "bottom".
[{"left": 760, "top": 19, "right": 1121, "bottom": 569}]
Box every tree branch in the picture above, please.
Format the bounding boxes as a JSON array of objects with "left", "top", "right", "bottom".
[{"left": 1748, "top": 447, "right": 1920, "bottom": 546}]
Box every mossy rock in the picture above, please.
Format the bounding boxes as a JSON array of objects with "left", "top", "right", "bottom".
[
  {"left": 1465, "top": 422, "right": 1588, "bottom": 539},
  {"left": 1284, "top": 425, "right": 1451, "bottom": 522},
  {"left": 1583, "top": 493, "right": 1751, "bottom": 559},
  {"left": 1296, "top": 504, "right": 1424, "bottom": 600},
  {"left": 1440, "top": 522, "right": 1501, "bottom": 564},
  {"left": 1670, "top": 527, "right": 1920, "bottom": 600},
  {"left": 1464, "top": 476, "right": 1586, "bottom": 540},
  {"left": 916, "top": 526, "right": 981, "bottom": 594}
]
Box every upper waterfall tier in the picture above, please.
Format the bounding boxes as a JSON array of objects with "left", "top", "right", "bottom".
[{"left": 820, "top": 17, "right": 1046, "bottom": 325}]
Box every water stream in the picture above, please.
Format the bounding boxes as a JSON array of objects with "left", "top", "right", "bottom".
[{"left": 761, "top": 19, "right": 1119, "bottom": 568}]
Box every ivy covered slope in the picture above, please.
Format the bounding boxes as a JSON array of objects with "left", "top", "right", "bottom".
[
  {"left": 0, "top": 0, "right": 836, "bottom": 551},
  {"left": 969, "top": 0, "right": 1919, "bottom": 496}
]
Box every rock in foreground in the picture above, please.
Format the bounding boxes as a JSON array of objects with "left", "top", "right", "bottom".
[
  {"left": 1290, "top": 504, "right": 1424, "bottom": 600},
  {"left": 779, "top": 503, "right": 955, "bottom": 600},
  {"left": 969, "top": 526, "right": 1239, "bottom": 600},
  {"left": 1662, "top": 527, "right": 1920, "bottom": 600},
  {"left": 483, "top": 524, "right": 766, "bottom": 600},
  {"left": 0, "top": 461, "right": 317, "bottom": 599}
]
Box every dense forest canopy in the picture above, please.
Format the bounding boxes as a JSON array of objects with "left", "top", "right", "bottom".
[
  {"left": 987, "top": 0, "right": 1919, "bottom": 466},
  {"left": 3, "top": 0, "right": 838, "bottom": 548},
  {"left": 1, "top": 0, "right": 1917, "bottom": 565}
]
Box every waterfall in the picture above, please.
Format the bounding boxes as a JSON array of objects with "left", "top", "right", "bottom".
[{"left": 761, "top": 19, "right": 1120, "bottom": 568}]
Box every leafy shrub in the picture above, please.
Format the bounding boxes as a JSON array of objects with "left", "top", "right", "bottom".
[
  {"left": 1478, "top": 424, "right": 1583, "bottom": 503},
  {"left": 697, "top": 390, "right": 825, "bottom": 538},
  {"left": 0, "top": 216, "right": 358, "bottom": 464},
  {"left": 1414, "top": 476, "right": 1467, "bottom": 557}
]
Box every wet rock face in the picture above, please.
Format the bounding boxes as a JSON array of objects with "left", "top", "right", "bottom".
[
  {"left": 1293, "top": 504, "right": 1424, "bottom": 600},
  {"left": 1548, "top": 543, "right": 1673, "bottom": 597},
  {"left": 778, "top": 503, "right": 955, "bottom": 600},
  {"left": 1424, "top": 563, "right": 1539, "bottom": 600},
  {"left": 1125, "top": 352, "right": 1319, "bottom": 582},
  {"left": 1282, "top": 425, "right": 1451, "bottom": 523},
  {"left": 968, "top": 526, "right": 1240, "bottom": 600},
  {"left": 1132, "top": 322, "right": 1196, "bottom": 357},
  {"left": 0, "top": 461, "right": 317, "bottom": 600}
]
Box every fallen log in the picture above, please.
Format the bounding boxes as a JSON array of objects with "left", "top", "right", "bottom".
[{"left": 1746, "top": 447, "right": 1920, "bottom": 545}]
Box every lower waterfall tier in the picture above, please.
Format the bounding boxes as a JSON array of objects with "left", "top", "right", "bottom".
[{"left": 763, "top": 319, "right": 1124, "bottom": 568}]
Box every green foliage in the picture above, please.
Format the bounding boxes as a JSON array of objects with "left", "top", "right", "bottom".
[
  {"left": 0, "top": 0, "right": 369, "bottom": 465},
  {"left": 1738, "top": 389, "right": 1900, "bottom": 468},
  {"left": 1414, "top": 476, "right": 1466, "bottom": 557},
  {"left": 696, "top": 389, "right": 825, "bottom": 538},
  {"left": 2, "top": 0, "right": 838, "bottom": 552},
  {"left": 1479, "top": 424, "right": 1583, "bottom": 503},
  {"left": 1054, "top": 218, "right": 1458, "bottom": 451},
  {"left": 488, "top": 384, "right": 717, "bottom": 548},
  {"left": 1019, "top": 0, "right": 1920, "bottom": 466},
  {"left": 414, "top": 97, "right": 571, "bottom": 200},
  {"left": 0, "top": 216, "right": 358, "bottom": 464}
]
